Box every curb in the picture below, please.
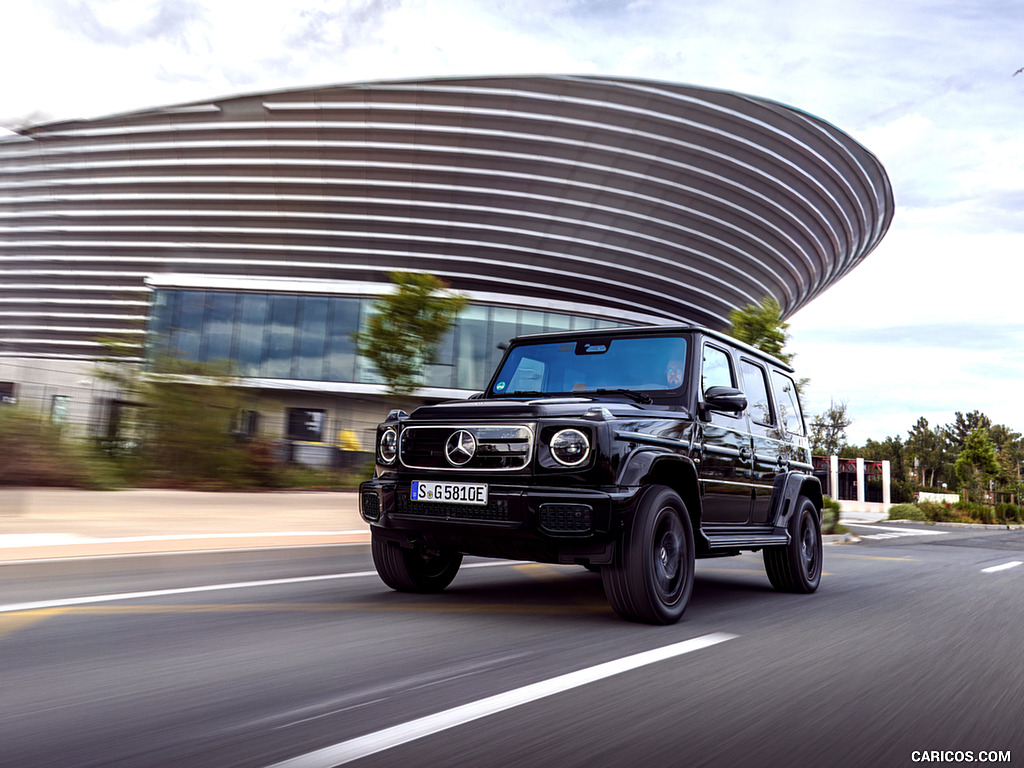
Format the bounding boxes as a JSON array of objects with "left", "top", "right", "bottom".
[{"left": 881, "top": 519, "right": 1024, "bottom": 531}]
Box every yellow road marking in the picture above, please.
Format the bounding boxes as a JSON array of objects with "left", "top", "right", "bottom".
[
  {"left": 0, "top": 600, "right": 611, "bottom": 640},
  {"left": 0, "top": 608, "right": 62, "bottom": 640}
]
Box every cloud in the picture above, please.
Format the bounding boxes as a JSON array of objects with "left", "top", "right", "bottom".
[
  {"left": 3, "top": 0, "right": 1024, "bottom": 443},
  {"left": 49, "top": 0, "right": 204, "bottom": 48}
]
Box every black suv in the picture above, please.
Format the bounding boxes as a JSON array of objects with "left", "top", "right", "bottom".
[{"left": 359, "top": 324, "right": 822, "bottom": 624}]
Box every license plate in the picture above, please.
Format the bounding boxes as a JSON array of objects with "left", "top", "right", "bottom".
[{"left": 411, "top": 481, "right": 488, "bottom": 505}]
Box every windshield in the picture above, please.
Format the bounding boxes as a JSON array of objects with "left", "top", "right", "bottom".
[{"left": 490, "top": 336, "right": 688, "bottom": 397}]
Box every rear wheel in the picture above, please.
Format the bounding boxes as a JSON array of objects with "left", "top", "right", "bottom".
[
  {"left": 602, "top": 486, "right": 694, "bottom": 624},
  {"left": 371, "top": 531, "right": 462, "bottom": 593},
  {"left": 763, "top": 496, "right": 822, "bottom": 593}
]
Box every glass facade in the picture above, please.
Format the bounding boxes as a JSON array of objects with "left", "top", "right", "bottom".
[{"left": 149, "top": 289, "right": 630, "bottom": 392}]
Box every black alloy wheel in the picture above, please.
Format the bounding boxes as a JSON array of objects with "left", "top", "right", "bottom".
[
  {"left": 602, "top": 485, "right": 695, "bottom": 624},
  {"left": 763, "top": 496, "right": 822, "bottom": 593}
]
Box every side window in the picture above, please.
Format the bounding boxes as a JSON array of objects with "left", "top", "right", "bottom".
[
  {"left": 740, "top": 360, "right": 773, "bottom": 426},
  {"left": 771, "top": 371, "right": 806, "bottom": 436},
  {"left": 701, "top": 345, "right": 735, "bottom": 392}
]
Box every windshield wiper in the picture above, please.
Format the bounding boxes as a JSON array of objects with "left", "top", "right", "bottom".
[{"left": 592, "top": 389, "right": 653, "bottom": 404}]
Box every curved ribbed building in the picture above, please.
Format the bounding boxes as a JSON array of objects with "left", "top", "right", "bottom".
[{"left": 0, "top": 74, "right": 893, "bottom": 446}]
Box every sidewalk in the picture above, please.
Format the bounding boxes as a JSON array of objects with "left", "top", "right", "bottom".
[
  {"left": 1, "top": 487, "right": 866, "bottom": 563},
  {"left": 0, "top": 488, "right": 369, "bottom": 562}
]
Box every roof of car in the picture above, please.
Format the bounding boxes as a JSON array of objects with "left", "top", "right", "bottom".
[{"left": 509, "top": 323, "right": 795, "bottom": 373}]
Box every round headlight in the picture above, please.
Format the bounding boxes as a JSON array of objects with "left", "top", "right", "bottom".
[
  {"left": 379, "top": 427, "right": 398, "bottom": 464},
  {"left": 550, "top": 428, "right": 590, "bottom": 467}
]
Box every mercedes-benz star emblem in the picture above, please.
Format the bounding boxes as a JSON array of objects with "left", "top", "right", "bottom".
[{"left": 445, "top": 429, "right": 477, "bottom": 466}]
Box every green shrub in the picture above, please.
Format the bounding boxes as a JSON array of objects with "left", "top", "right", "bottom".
[
  {"left": 888, "top": 503, "right": 927, "bottom": 521},
  {"left": 995, "top": 503, "right": 1022, "bottom": 523},
  {"left": 0, "top": 407, "right": 121, "bottom": 488},
  {"left": 270, "top": 462, "right": 372, "bottom": 490},
  {"left": 951, "top": 500, "right": 994, "bottom": 524},
  {"left": 820, "top": 496, "right": 846, "bottom": 534}
]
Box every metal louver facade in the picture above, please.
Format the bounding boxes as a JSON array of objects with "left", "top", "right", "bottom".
[{"left": 0, "top": 74, "right": 893, "bottom": 366}]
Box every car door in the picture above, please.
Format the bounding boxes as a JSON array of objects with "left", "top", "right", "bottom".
[
  {"left": 739, "top": 357, "right": 780, "bottom": 524},
  {"left": 698, "top": 343, "right": 754, "bottom": 524}
]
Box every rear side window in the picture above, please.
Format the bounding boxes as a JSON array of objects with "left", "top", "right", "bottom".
[
  {"left": 771, "top": 371, "right": 806, "bottom": 436},
  {"left": 740, "top": 359, "right": 773, "bottom": 426}
]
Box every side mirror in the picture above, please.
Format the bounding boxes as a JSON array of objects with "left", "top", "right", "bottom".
[{"left": 703, "top": 386, "right": 747, "bottom": 414}]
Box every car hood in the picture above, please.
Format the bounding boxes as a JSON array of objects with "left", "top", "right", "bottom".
[{"left": 407, "top": 397, "right": 688, "bottom": 421}]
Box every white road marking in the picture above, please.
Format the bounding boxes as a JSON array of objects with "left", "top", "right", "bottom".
[
  {"left": 265, "top": 633, "right": 738, "bottom": 768},
  {"left": 981, "top": 561, "right": 1023, "bottom": 573},
  {"left": 0, "top": 561, "right": 518, "bottom": 614},
  {"left": 843, "top": 523, "right": 950, "bottom": 540}
]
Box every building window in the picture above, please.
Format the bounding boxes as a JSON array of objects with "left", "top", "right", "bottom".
[
  {"left": 286, "top": 408, "right": 325, "bottom": 442},
  {"left": 148, "top": 289, "right": 631, "bottom": 391},
  {"left": 51, "top": 395, "right": 71, "bottom": 424},
  {"left": 234, "top": 409, "right": 260, "bottom": 438},
  {"left": 0, "top": 381, "right": 15, "bottom": 405}
]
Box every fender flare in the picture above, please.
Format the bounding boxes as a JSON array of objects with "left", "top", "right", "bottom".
[
  {"left": 616, "top": 449, "right": 705, "bottom": 547},
  {"left": 768, "top": 471, "right": 823, "bottom": 531}
]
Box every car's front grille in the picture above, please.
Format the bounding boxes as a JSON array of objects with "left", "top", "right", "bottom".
[
  {"left": 395, "top": 493, "right": 513, "bottom": 523},
  {"left": 399, "top": 424, "right": 534, "bottom": 471}
]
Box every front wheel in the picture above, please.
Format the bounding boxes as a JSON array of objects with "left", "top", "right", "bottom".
[
  {"left": 602, "top": 486, "right": 695, "bottom": 624},
  {"left": 763, "top": 496, "right": 822, "bottom": 593},
  {"left": 371, "top": 531, "right": 462, "bottom": 593}
]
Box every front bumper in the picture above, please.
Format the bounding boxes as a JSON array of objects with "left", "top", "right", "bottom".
[{"left": 359, "top": 478, "right": 634, "bottom": 564}]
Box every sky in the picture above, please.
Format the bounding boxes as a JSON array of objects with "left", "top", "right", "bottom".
[{"left": 2, "top": 0, "right": 1023, "bottom": 445}]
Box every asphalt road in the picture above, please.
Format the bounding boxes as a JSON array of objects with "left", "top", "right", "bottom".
[{"left": 2, "top": 523, "right": 1023, "bottom": 768}]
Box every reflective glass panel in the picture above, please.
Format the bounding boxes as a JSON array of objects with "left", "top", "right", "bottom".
[
  {"left": 264, "top": 295, "right": 298, "bottom": 378},
  {"left": 453, "top": 306, "right": 490, "bottom": 390},
  {"left": 201, "top": 292, "right": 237, "bottom": 365},
  {"left": 325, "top": 297, "right": 361, "bottom": 382},
  {"left": 235, "top": 293, "right": 269, "bottom": 377},
  {"left": 295, "top": 296, "right": 328, "bottom": 380},
  {"left": 169, "top": 291, "right": 204, "bottom": 361}
]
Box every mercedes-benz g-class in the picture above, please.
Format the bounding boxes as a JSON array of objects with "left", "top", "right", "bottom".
[{"left": 359, "top": 324, "right": 822, "bottom": 624}]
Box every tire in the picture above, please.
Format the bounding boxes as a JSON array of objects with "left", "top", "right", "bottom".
[
  {"left": 371, "top": 531, "right": 462, "bottom": 593},
  {"left": 602, "top": 486, "right": 695, "bottom": 624},
  {"left": 763, "top": 496, "right": 822, "bottom": 593}
]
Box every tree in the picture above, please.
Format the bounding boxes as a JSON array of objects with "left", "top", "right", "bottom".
[
  {"left": 945, "top": 410, "right": 992, "bottom": 452},
  {"left": 354, "top": 272, "right": 468, "bottom": 397},
  {"left": 955, "top": 427, "right": 1001, "bottom": 498},
  {"left": 987, "top": 423, "right": 1024, "bottom": 487},
  {"left": 905, "top": 417, "right": 951, "bottom": 489},
  {"left": 810, "top": 400, "right": 851, "bottom": 456},
  {"left": 727, "top": 296, "right": 792, "bottom": 364}
]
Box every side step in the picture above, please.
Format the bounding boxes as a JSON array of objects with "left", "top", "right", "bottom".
[{"left": 702, "top": 525, "right": 790, "bottom": 550}]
